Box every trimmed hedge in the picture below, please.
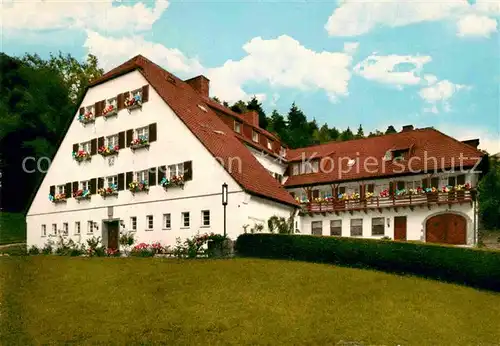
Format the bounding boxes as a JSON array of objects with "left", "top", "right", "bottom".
[{"left": 235, "top": 234, "right": 500, "bottom": 292}]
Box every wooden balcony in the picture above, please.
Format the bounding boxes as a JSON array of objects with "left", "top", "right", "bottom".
[{"left": 300, "top": 190, "right": 476, "bottom": 215}]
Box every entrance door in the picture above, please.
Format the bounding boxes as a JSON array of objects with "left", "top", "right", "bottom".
[
  {"left": 107, "top": 221, "right": 119, "bottom": 249},
  {"left": 426, "top": 214, "right": 466, "bottom": 245},
  {"left": 394, "top": 216, "right": 407, "bottom": 241}
]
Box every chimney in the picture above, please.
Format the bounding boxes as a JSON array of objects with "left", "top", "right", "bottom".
[
  {"left": 185, "top": 75, "right": 210, "bottom": 98},
  {"left": 462, "top": 138, "right": 480, "bottom": 149},
  {"left": 401, "top": 125, "right": 414, "bottom": 132},
  {"left": 244, "top": 110, "right": 259, "bottom": 127}
]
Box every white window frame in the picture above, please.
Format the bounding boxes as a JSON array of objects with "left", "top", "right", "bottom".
[
  {"left": 85, "top": 105, "right": 94, "bottom": 114},
  {"left": 130, "top": 217, "right": 137, "bottom": 232},
  {"left": 330, "top": 220, "right": 342, "bottom": 236},
  {"left": 146, "top": 215, "right": 153, "bottom": 231},
  {"left": 163, "top": 213, "right": 171, "bottom": 230},
  {"left": 87, "top": 221, "right": 94, "bottom": 234},
  {"left": 132, "top": 88, "right": 143, "bottom": 99},
  {"left": 57, "top": 185, "right": 65, "bottom": 195},
  {"left": 168, "top": 162, "right": 184, "bottom": 179},
  {"left": 292, "top": 163, "right": 299, "bottom": 176},
  {"left": 311, "top": 221, "right": 322, "bottom": 236},
  {"left": 106, "top": 97, "right": 117, "bottom": 108},
  {"left": 41, "top": 224, "right": 46, "bottom": 237},
  {"left": 201, "top": 210, "right": 210, "bottom": 227},
  {"left": 80, "top": 141, "right": 91, "bottom": 153},
  {"left": 311, "top": 160, "right": 319, "bottom": 173},
  {"left": 252, "top": 130, "right": 259, "bottom": 143},
  {"left": 372, "top": 217, "right": 385, "bottom": 236},
  {"left": 80, "top": 180, "right": 90, "bottom": 191},
  {"left": 52, "top": 224, "right": 57, "bottom": 236},
  {"left": 234, "top": 121, "right": 241, "bottom": 133},
  {"left": 136, "top": 126, "right": 149, "bottom": 140},
  {"left": 182, "top": 212, "right": 190, "bottom": 228},
  {"left": 136, "top": 170, "right": 148, "bottom": 182},
  {"left": 267, "top": 140, "right": 273, "bottom": 150},
  {"left": 106, "top": 134, "right": 119, "bottom": 147},
  {"left": 62, "top": 223, "right": 68, "bottom": 236},
  {"left": 350, "top": 219, "right": 363, "bottom": 237},
  {"left": 107, "top": 175, "right": 118, "bottom": 187},
  {"left": 74, "top": 221, "right": 81, "bottom": 235}
]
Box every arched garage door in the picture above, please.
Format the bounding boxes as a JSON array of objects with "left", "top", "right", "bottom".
[{"left": 426, "top": 214, "right": 467, "bottom": 245}]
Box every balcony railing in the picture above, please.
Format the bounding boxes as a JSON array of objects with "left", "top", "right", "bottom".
[{"left": 300, "top": 190, "right": 476, "bottom": 214}]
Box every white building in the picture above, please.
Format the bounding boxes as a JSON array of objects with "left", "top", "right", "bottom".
[{"left": 26, "top": 55, "right": 486, "bottom": 249}]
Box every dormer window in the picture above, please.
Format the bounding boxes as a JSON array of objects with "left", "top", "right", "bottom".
[
  {"left": 252, "top": 130, "right": 259, "bottom": 143},
  {"left": 280, "top": 146, "right": 287, "bottom": 157},
  {"left": 393, "top": 149, "right": 409, "bottom": 161},
  {"left": 383, "top": 151, "right": 392, "bottom": 161},
  {"left": 234, "top": 121, "right": 241, "bottom": 134},
  {"left": 267, "top": 139, "right": 273, "bottom": 150}
]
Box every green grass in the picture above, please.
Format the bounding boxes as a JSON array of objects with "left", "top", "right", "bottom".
[
  {"left": 0, "top": 212, "right": 26, "bottom": 245},
  {"left": 1, "top": 257, "right": 500, "bottom": 345}
]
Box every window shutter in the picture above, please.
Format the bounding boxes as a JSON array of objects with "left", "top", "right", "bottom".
[
  {"left": 158, "top": 165, "right": 166, "bottom": 184},
  {"left": 126, "top": 171, "right": 133, "bottom": 187},
  {"left": 422, "top": 178, "right": 428, "bottom": 189},
  {"left": 97, "top": 136, "right": 104, "bottom": 148},
  {"left": 117, "top": 93, "right": 124, "bottom": 110},
  {"left": 149, "top": 123, "right": 157, "bottom": 142},
  {"left": 312, "top": 190, "right": 319, "bottom": 199},
  {"left": 98, "top": 177, "right": 104, "bottom": 189},
  {"left": 118, "top": 131, "right": 125, "bottom": 148},
  {"left": 79, "top": 107, "right": 85, "bottom": 115},
  {"left": 126, "top": 129, "right": 133, "bottom": 147},
  {"left": 360, "top": 185, "right": 366, "bottom": 199},
  {"left": 117, "top": 173, "right": 125, "bottom": 191},
  {"left": 90, "top": 138, "right": 97, "bottom": 155},
  {"left": 72, "top": 181, "right": 79, "bottom": 193},
  {"left": 100, "top": 100, "right": 106, "bottom": 115},
  {"left": 72, "top": 143, "right": 79, "bottom": 153},
  {"left": 94, "top": 101, "right": 101, "bottom": 116},
  {"left": 90, "top": 178, "right": 97, "bottom": 194},
  {"left": 65, "top": 182, "right": 72, "bottom": 198},
  {"left": 457, "top": 174, "right": 466, "bottom": 185},
  {"left": 431, "top": 177, "right": 439, "bottom": 189},
  {"left": 49, "top": 185, "right": 55, "bottom": 196},
  {"left": 149, "top": 167, "right": 157, "bottom": 186},
  {"left": 142, "top": 85, "right": 149, "bottom": 102},
  {"left": 183, "top": 161, "right": 192, "bottom": 181},
  {"left": 389, "top": 182, "right": 394, "bottom": 195},
  {"left": 122, "top": 91, "right": 130, "bottom": 108}
]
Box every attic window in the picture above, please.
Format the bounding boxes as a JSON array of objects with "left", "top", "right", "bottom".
[
  {"left": 213, "top": 130, "right": 225, "bottom": 135},
  {"left": 383, "top": 151, "right": 392, "bottom": 161},
  {"left": 252, "top": 131, "right": 259, "bottom": 143},
  {"left": 234, "top": 121, "right": 241, "bottom": 133},
  {"left": 197, "top": 104, "right": 207, "bottom": 112},
  {"left": 393, "top": 149, "right": 409, "bottom": 161},
  {"left": 347, "top": 159, "right": 356, "bottom": 167}
]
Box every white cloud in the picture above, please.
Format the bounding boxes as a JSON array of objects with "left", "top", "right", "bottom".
[
  {"left": 457, "top": 14, "right": 498, "bottom": 37},
  {"left": 423, "top": 74, "right": 438, "bottom": 86},
  {"left": 325, "top": 0, "right": 500, "bottom": 38},
  {"left": 419, "top": 80, "right": 471, "bottom": 113},
  {"left": 0, "top": 0, "right": 168, "bottom": 34},
  {"left": 353, "top": 54, "right": 432, "bottom": 87},
  {"left": 343, "top": 42, "right": 360, "bottom": 55}
]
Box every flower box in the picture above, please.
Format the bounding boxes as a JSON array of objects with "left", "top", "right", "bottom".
[
  {"left": 160, "top": 175, "right": 185, "bottom": 190},
  {"left": 124, "top": 94, "right": 142, "bottom": 111},
  {"left": 98, "top": 145, "right": 119, "bottom": 157},
  {"left": 73, "top": 150, "right": 91, "bottom": 162},
  {"left": 73, "top": 189, "right": 91, "bottom": 201},
  {"left": 128, "top": 180, "right": 149, "bottom": 193},
  {"left": 98, "top": 186, "right": 119, "bottom": 197},
  {"left": 102, "top": 104, "right": 117, "bottom": 118},
  {"left": 49, "top": 193, "right": 67, "bottom": 203},
  {"left": 78, "top": 112, "right": 95, "bottom": 125},
  {"left": 130, "top": 136, "right": 149, "bottom": 150}
]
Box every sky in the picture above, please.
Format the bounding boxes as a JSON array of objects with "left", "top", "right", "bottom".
[{"left": 2, "top": 0, "right": 499, "bottom": 153}]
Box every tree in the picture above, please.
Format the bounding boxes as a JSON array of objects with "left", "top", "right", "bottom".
[
  {"left": 211, "top": 96, "right": 221, "bottom": 104},
  {"left": 368, "top": 129, "right": 384, "bottom": 137},
  {"left": 340, "top": 127, "right": 354, "bottom": 141},
  {"left": 329, "top": 127, "right": 340, "bottom": 141},
  {"left": 230, "top": 100, "right": 248, "bottom": 114},
  {"left": 313, "top": 124, "right": 332, "bottom": 144},
  {"left": 385, "top": 125, "right": 397, "bottom": 134},
  {"left": 246, "top": 96, "right": 268, "bottom": 129},
  {"left": 268, "top": 110, "right": 287, "bottom": 140},
  {"left": 478, "top": 160, "right": 500, "bottom": 230},
  {"left": 286, "top": 103, "right": 311, "bottom": 148},
  {"left": 355, "top": 124, "right": 364, "bottom": 139}
]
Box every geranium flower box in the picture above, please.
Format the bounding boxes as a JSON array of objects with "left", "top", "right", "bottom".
[
  {"left": 49, "top": 193, "right": 67, "bottom": 203},
  {"left": 124, "top": 94, "right": 142, "bottom": 111},
  {"left": 130, "top": 136, "right": 149, "bottom": 150},
  {"left": 98, "top": 145, "right": 119, "bottom": 157},
  {"left": 102, "top": 104, "right": 117, "bottom": 118},
  {"left": 160, "top": 175, "right": 185, "bottom": 190},
  {"left": 78, "top": 112, "right": 95, "bottom": 125},
  {"left": 98, "top": 186, "right": 119, "bottom": 198},
  {"left": 73, "top": 189, "right": 91, "bottom": 201},
  {"left": 128, "top": 180, "right": 149, "bottom": 193},
  {"left": 73, "top": 150, "right": 91, "bottom": 162}
]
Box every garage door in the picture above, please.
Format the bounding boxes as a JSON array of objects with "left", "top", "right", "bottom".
[{"left": 426, "top": 214, "right": 467, "bottom": 245}]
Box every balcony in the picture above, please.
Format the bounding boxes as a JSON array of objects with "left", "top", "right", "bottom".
[{"left": 300, "top": 190, "right": 476, "bottom": 215}]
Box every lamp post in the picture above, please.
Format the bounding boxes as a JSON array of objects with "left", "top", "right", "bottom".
[{"left": 222, "top": 183, "right": 228, "bottom": 237}]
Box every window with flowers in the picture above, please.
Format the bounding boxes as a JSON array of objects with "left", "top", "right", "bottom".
[
  {"left": 136, "top": 126, "right": 149, "bottom": 140},
  {"left": 102, "top": 97, "right": 118, "bottom": 117},
  {"left": 57, "top": 185, "right": 65, "bottom": 195},
  {"left": 107, "top": 135, "right": 119, "bottom": 148},
  {"left": 107, "top": 175, "right": 118, "bottom": 187},
  {"left": 80, "top": 141, "right": 91, "bottom": 153}
]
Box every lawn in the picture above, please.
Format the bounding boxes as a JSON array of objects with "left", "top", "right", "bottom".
[
  {"left": 1, "top": 257, "right": 500, "bottom": 345},
  {"left": 0, "top": 212, "right": 26, "bottom": 245}
]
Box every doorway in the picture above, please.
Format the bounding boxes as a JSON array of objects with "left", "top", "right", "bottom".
[
  {"left": 107, "top": 221, "right": 120, "bottom": 249},
  {"left": 394, "top": 216, "right": 407, "bottom": 241}
]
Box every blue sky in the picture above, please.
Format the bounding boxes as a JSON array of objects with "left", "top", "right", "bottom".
[{"left": 2, "top": 0, "right": 499, "bottom": 153}]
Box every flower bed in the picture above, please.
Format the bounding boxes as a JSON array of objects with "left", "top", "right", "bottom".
[
  {"left": 130, "top": 242, "right": 168, "bottom": 257},
  {"left": 78, "top": 111, "right": 94, "bottom": 124},
  {"left": 160, "top": 175, "right": 184, "bottom": 189},
  {"left": 73, "top": 189, "right": 91, "bottom": 201},
  {"left": 49, "top": 193, "right": 67, "bottom": 203},
  {"left": 98, "top": 145, "right": 119, "bottom": 157},
  {"left": 73, "top": 150, "right": 91, "bottom": 162},
  {"left": 102, "top": 104, "right": 117, "bottom": 118},
  {"left": 98, "top": 185, "right": 118, "bottom": 197},
  {"left": 129, "top": 180, "right": 149, "bottom": 193},
  {"left": 105, "top": 248, "right": 121, "bottom": 257},
  {"left": 124, "top": 94, "right": 142, "bottom": 110},
  {"left": 130, "top": 136, "right": 149, "bottom": 150}
]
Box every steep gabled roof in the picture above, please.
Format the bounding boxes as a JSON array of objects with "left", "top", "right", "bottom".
[
  {"left": 90, "top": 55, "right": 298, "bottom": 207},
  {"left": 285, "top": 127, "right": 485, "bottom": 187}
]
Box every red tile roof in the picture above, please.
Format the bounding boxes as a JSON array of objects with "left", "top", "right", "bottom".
[
  {"left": 285, "top": 128, "right": 485, "bottom": 187},
  {"left": 90, "top": 55, "right": 298, "bottom": 207}
]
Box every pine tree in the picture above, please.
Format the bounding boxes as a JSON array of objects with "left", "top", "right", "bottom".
[
  {"left": 211, "top": 96, "right": 221, "bottom": 104},
  {"left": 340, "top": 127, "right": 354, "bottom": 141},
  {"left": 355, "top": 124, "right": 364, "bottom": 139},
  {"left": 230, "top": 100, "right": 248, "bottom": 114},
  {"left": 246, "top": 96, "right": 268, "bottom": 129}
]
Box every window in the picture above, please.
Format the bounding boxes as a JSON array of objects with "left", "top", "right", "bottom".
[
  {"left": 75, "top": 222, "right": 80, "bottom": 235},
  {"left": 280, "top": 146, "right": 287, "bottom": 157},
  {"left": 87, "top": 221, "right": 94, "bottom": 234},
  {"left": 41, "top": 224, "right": 46, "bottom": 237},
  {"left": 136, "top": 169, "right": 148, "bottom": 182},
  {"left": 106, "top": 134, "right": 119, "bottom": 147},
  {"left": 252, "top": 130, "right": 259, "bottom": 143},
  {"left": 85, "top": 105, "right": 94, "bottom": 114},
  {"left": 182, "top": 212, "right": 190, "bottom": 228},
  {"left": 292, "top": 163, "right": 300, "bottom": 176},
  {"left": 311, "top": 221, "right": 322, "bottom": 236},
  {"left": 52, "top": 224, "right": 57, "bottom": 235},
  {"left": 130, "top": 217, "right": 137, "bottom": 231},
  {"left": 136, "top": 126, "right": 149, "bottom": 140},
  {"left": 163, "top": 214, "right": 171, "bottom": 229},
  {"left": 107, "top": 175, "right": 118, "bottom": 187},
  {"left": 350, "top": 219, "right": 363, "bottom": 237},
  {"left": 80, "top": 180, "right": 90, "bottom": 191},
  {"left": 372, "top": 217, "right": 385, "bottom": 236},
  {"left": 80, "top": 141, "right": 91, "bottom": 153},
  {"left": 457, "top": 174, "right": 466, "bottom": 185},
  {"left": 168, "top": 162, "right": 184, "bottom": 179},
  {"left": 311, "top": 160, "right": 319, "bottom": 173},
  {"left": 393, "top": 149, "right": 409, "bottom": 160},
  {"left": 62, "top": 223, "right": 68, "bottom": 236},
  {"left": 330, "top": 220, "right": 342, "bottom": 236},
  {"left": 367, "top": 184, "right": 375, "bottom": 193},
  {"left": 396, "top": 181, "right": 405, "bottom": 191},
  {"left": 132, "top": 88, "right": 142, "bottom": 99},
  {"left": 267, "top": 140, "right": 273, "bottom": 150},
  {"left": 201, "top": 210, "right": 210, "bottom": 227},
  {"left": 234, "top": 121, "right": 241, "bottom": 133},
  {"left": 430, "top": 177, "right": 439, "bottom": 189},
  {"left": 107, "top": 97, "right": 117, "bottom": 108},
  {"left": 338, "top": 186, "right": 346, "bottom": 195},
  {"left": 146, "top": 215, "right": 153, "bottom": 230},
  {"left": 57, "top": 185, "right": 65, "bottom": 195}
]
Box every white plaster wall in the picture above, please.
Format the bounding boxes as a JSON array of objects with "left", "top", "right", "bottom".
[
  {"left": 26, "top": 70, "right": 281, "bottom": 247},
  {"left": 244, "top": 195, "right": 295, "bottom": 232},
  {"left": 298, "top": 203, "right": 475, "bottom": 245},
  {"left": 247, "top": 146, "right": 286, "bottom": 176}
]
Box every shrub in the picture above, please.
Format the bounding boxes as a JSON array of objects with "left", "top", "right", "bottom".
[
  {"left": 28, "top": 245, "right": 40, "bottom": 255},
  {"left": 41, "top": 239, "right": 55, "bottom": 255},
  {"left": 130, "top": 243, "right": 155, "bottom": 257},
  {"left": 86, "top": 236, "right": 105, "bottom": 257},
  {"left": 235, "top": 234, "right": 500, "bottom": 292}
]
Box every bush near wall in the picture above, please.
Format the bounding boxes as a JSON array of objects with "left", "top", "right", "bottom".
[{"left": 235, "top": 234, "right": 500, "bottom": 292}]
